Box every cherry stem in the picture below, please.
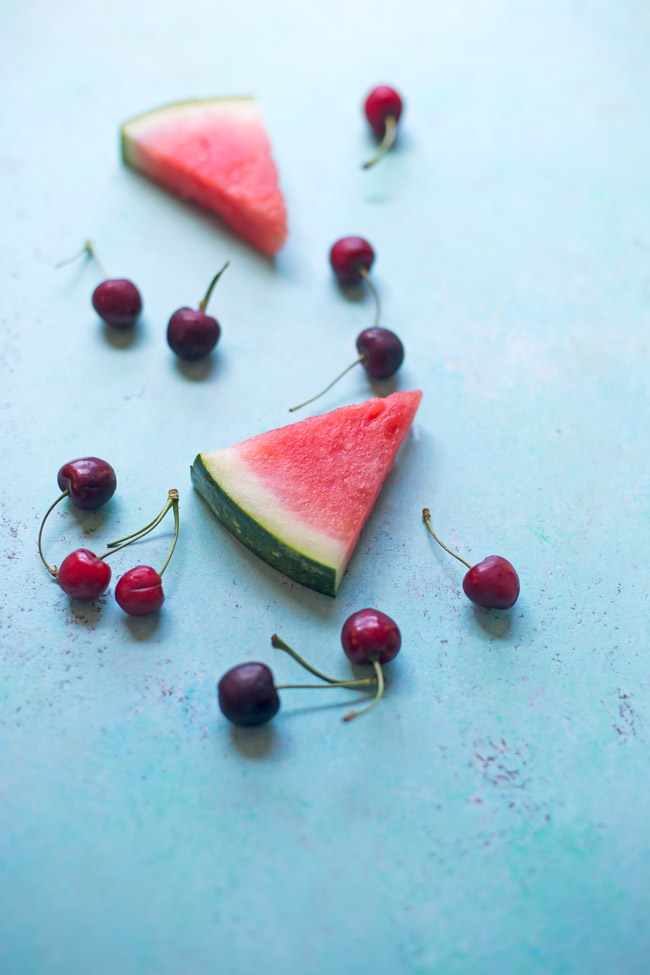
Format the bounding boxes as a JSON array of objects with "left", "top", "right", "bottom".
[
  {"left": 271, "top": 633, "right": 378, "bottom": 686},
  {"left": 37, "top": 490, "right": 68, "bottom": 577},
  {"left": 158, "top": 492, "right": 180, "bottom": 577},
  {"left": 422, "top": 508, "right": 473, "bottom": 570},
  {"left": 56, "top": 240, "right": 108, "bottom": 278},
  {"left": 289, "top": 355, "right": 366, "bottom": 413},
  {"left": 343, "top": 657, "right": 384, "bottom": 722},
  {"left": 100, "top": 490, "right": 179, "bottom": 568},
  {"left": 362, "top": 114, "right": 398, "bottom": 170},
  {"left": 275, "top": 678, "right": 378, "bottom": 690},
  {"left": 199, "top": 261, "right": 230, "bottom": 314},
  {"left": 358, "top": 267, "right": 381, "bottom": 329}
]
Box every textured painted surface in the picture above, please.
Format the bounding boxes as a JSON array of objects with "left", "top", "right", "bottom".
[{"left": 1, "top": 1, "right": 650, "bottom": 973}]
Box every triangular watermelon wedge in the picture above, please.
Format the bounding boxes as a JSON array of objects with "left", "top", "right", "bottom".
[
  {"left": 191, "top": 390, "right": 422, "bottom": 596},
  {"left": 121, "top": 98, "right": 288, "bottom": 256}
]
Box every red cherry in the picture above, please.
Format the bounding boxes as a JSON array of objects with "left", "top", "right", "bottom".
[
  {"left": 357, "top": 327, "right": 404, "bottom": 379},
  {"left": 167, "top": 262, "right": 229, "bottom": 361},
  {"left": 364, "top": 86, "right": 403, "bottom": 138},
  {"left": 218, "top": 663, "right": 281, "bottom": 727},
  {"left": 329, "top": 237, "right": 375, "bottom": 286},
  {"left": 463, "top": 556, "right": 520, "bottom": 610},
  {"left": 57, "top": 457, "right": 117, "bottom": 510},
  {"left": 115, "top": 565, "right": 164, "bottom": 616},
  {"left": 167, "top": 308, "right": 220, "bottom": 360},
  {"left": 57, "top": 549, "right": 111, "bottom": 600},
  {"left": 92, "top": 279, "right": 142, "bottom": 328},
  {"left": 341, "top": 609, "right": 401, "bottom": 665},
  {"left": 423, "top": 509, "right": 520, "bottom": 610}
]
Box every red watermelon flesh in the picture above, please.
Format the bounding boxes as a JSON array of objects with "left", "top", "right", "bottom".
[
  {"left": 122, "top": 98, "right": 288, "bottom": 256},
  {"left": 191, "top": 390, "right": 423, "bottom": 595}
]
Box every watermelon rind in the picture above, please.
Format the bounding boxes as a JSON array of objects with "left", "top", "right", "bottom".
[
  {"left": 120, "top": 97, "right": 257, "bottom": 166},
  {"left": 191, "top": 453, "right": 343, "bottom": 597}
]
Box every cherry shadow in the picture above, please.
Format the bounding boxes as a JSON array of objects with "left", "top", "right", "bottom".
[
  {"left": 125, "top": 612, "right": 162, "bottom": 641},
  {"left": 230, "top": 723, "right": 276, "bottom": 758},
  {"left": 65, "top": 596, "right": 107, "bottom": 625},
  {"left": 469, "top": 605, "right": 526, "bottom": 641},
  {"left": 102, "top": 321, "right": 140, "bottom": 349},
  {"left": 175, "top": 356, "right": 219, "bottom": 382}
]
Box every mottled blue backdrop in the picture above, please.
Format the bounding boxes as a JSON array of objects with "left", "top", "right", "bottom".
[{"left": 1, "top": 1, "right": 649, "bottom": 973}]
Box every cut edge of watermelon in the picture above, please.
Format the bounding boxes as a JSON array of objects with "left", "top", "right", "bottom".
[{"left": 191, "top": 452, "right": 346, "bottom": 597}]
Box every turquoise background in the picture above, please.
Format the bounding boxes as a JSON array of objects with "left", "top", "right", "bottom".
[{"left": 1, "top": 1, "right": 650, "bottom": 972}]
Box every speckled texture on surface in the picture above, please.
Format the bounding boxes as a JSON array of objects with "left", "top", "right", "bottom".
[{"left": 1, "top": 1, "right": 650, "bottom": 973}]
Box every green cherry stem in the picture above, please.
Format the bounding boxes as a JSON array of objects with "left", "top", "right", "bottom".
[
  {"left": 275, "top": 678, "right": 379, "bottom": 690},
  {"left": 158, "top": 492, "right": 180, "bottom": 577},
  {"left": 358, "top": 267, "right": 381, "bottom": 329},
  {"left": 342, "top": 657, "right": 384, "bottom": 722},
  {"left": 362, "top": 114, "right": 398, "bottom": 170},
  {"left": 37, "top": 490, "right": 69, "bottom": 577},
  {"left": 56, "top": 240, "right": 108, "bottom": 278},
  {"left": 100, "top": 490, "right": 179, "bottom": 566},
  {"left": 198, "top": 262, "right": 230, "bottom": 314},
  {"left": 271, "top": 634, "right": 377, "bottom": 686},
  {"left": 289, "top": 355, "right": 366, "bottom": 412},
  {"left": 422, "top": 508, "right": 472, "bottom": 570}
]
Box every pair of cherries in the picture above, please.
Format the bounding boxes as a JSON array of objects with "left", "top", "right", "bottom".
[
  {"left": 423, "top": 509, "right": 520, "bottom": 610},
  {"left": 290, "top": 236, "right": 404, "bottom": 412},
  {"left": 38, "top": 457, "right": 179, "bottom": 615},
  {"left": 218, "top": 608, "right": 401, "bottom": 728},
  {"left": 59, "top": 242, "right": 228, "bottom": 361}
]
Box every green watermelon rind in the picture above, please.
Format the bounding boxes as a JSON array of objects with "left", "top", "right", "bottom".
[
  {"left": 191, "top": 453, "right": 339, "bottom": 597},
  {"left": 120, "top": 96, "right": 256, "bottom": 167}
]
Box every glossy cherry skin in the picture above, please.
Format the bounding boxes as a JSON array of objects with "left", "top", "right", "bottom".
[
  {"left": 115, "top": 565, "right": 164, "bottom": 616},
  {"left": 92, "top": 279, "right": 142, "bottom": 328},
  {"left": 218, "top": 662, "right": 280, "bottom": 727},
  {"left": 57, "top": 549, "right": 111, "bottom": 600},
  {"left": 462, "top": 556, "right": 520, "bottom": 610},
  {"left": 357, "top": 327, "right": 404, "bottom": 379},
  {"left": 167, "top": 308, "right": 220, "bottom": 360},
  {"left": 341, "top": 609, "right": 401, "bottom": 666},
  {"left": 57, "top": 457, "right": 117, "bottom": 510},
  {"left": 364, "top": 86, "right": 403, "bottom": 138},
  {"left": 329, "top": 237, "right": 375, "bottom": 286}
]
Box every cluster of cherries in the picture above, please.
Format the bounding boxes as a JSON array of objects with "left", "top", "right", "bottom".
[
  {"left": 59, "top": 242, "right": 229, "bottom": 361},
  {"left": 218, "top": 608, "right": 401, "bottom": 727},
  {"left": 38, "top": 457, "right": 179, "bottom": 616}
]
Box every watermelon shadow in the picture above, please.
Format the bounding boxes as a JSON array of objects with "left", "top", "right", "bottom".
[{"left": 230, "top": 724, "right": 276, "bottom": 758}]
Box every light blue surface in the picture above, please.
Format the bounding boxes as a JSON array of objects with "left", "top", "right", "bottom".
[{"left": 2, "top": 1, "right": 650, "bottom": 973}]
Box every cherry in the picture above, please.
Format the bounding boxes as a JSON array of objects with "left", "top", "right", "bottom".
[
  {"left": 423, "top": 508, "right": 520, "bottom": 610},
  {"left": 115, "top": 565, "right": 164, "bottom": 616},
  {"left": 109, "top": 489, "right": 180, "bottom": 616},
  {"left": 341, "top": 608, "right": 402, "bottom": 665},
  {"left": 38, "top": 456, "right": 117, "bottom": 580},
  {"left": 363, "top": 86, "right": 403, "bottom": 169},
  {"left": 218, "top": 637, "right": 380, "bottom": 729},
  {"left": 57, "top": 241, "right": 142, "bottom": 328},
  {"left": 57, "top": 457, "right": 117, "bottom": 510},
  {"left": 330, "top": 237, "right": 375, "bottom": 286},
  {"left": 290, "top": 242, "right": 403, "bottom": 411},
  {"left": 57, "top": 549, "right": 111, "bottom": 600},
  {"left": 218, "top": 663, "right": 281, "bottom": 727},
  {"left": 167, "top": 262, "right": 229, "bottom": 360}
]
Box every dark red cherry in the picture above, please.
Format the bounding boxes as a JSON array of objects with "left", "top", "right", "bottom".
[
  {"left": 364, "top": 86, "right": 403, "bottom": 139},
  {"left": 218, "top": 662, "right": 280, "bottom": 727},
  {"left": 463, "top": 556, "right": 520, "bottom": 610},
  {"left": 329, "top": 237, "right": 375, "bottom": 286},
  {"left": 357, "top": 327, "right": 404, "bottom": 379},
  {"left": 115, "top": 565, "right": 164, "bottom": 616},
  {"left": 57, "top": 457, "right": 117, "bottom": 510},
  {"left": 341, "top": 608, "right": 401, "bottom": 666},
  {"left": 57, "top": 549, "right": 111, "bottom": 600},
  {"left": 167, "top": 262, "right": 229, "bottom": 361},
  {"left": 92, "top": 279, "right": 142, "bottom": 328},
  {"left": 167, "top": 308, "right": 220, "bottom": 360}
]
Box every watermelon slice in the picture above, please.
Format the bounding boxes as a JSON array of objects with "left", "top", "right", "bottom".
[
  {"left": 191, "top": 390, "right": 422, "bottom": 596},
  {"left": 121, "top": 98, "right": 288, "bottom": 256}
]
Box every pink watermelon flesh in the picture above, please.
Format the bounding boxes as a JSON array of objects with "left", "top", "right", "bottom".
[{"left": 122, "top": 99, "right": 288, "bottom": 256}]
